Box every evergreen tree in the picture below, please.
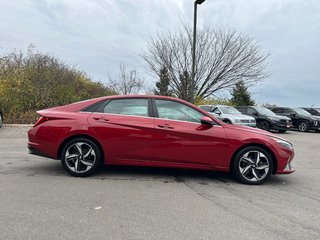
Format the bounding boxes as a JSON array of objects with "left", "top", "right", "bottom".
[
  {"left": 177, "top": 70, "right": 191, "bottom": 100},
  {"left": 154, "top": 66, "right": 172, "bottom": 96},
  {"left": 230, "top": 81, "right": 255, "bottom": 106}
]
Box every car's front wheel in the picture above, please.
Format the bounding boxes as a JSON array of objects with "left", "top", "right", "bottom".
[
  {"left": 233, "top": 146, "right": 273, "bottom": 185},
  {"left": 258, "top": 120, "right": 270, "bottom": 131},
  {"left": 61, "top": 138, "right": 102, "bottom": 177}
]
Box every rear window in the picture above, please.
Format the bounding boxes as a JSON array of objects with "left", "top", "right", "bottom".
[{"left": 81, "top": 100, "right": 106, "bottom": 112}]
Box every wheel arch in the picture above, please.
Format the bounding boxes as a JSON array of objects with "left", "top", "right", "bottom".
[
  {"left": 223, "top": 118, "right": 233, "bottom": 124},
  {"left": 57, "top": 134, "right": 105, "bottom": 162},
  {"left": 297, "top": 118, "right": 311, "bottom": 124},
  {"left": 229, "top": 143, "right": 277, "bottom": 174}
]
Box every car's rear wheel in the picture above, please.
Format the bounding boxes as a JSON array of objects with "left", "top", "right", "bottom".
[
  {"left": 61, "top": 138, "right": 102, "bottom": 177},
  {"left": 297, "top": 121, "right": 309, "bottom": 132},
  {"left": 0, "top": 113, "right": 3, "bottom": 128},
  {"left": 258, "top": 120, "right": 270, "bottom": 131},
  {"left": 233, "top": 146, "right": 273, "bottom": 185}
]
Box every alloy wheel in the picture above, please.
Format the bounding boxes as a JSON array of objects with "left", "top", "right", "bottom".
[
  {"left": 238, "top": 150, "right": 270, "bottom": 183},
  {"left": 64, "top": 142, "right": 97, "bottom": 174},
  {"left": 259, "top": 121, "right": 270, "bottom": 131},
  {"left": 298, "top": 121, "right": 309, "bottom": 132}
]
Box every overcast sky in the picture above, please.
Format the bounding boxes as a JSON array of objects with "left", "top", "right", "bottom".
[{"left": 0, "top": 0, "right": 319, "bottom": 106}]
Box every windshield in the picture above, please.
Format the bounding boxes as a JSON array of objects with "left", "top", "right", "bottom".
[
  {"left": 293, "top": 108, "right": 311, "bottom": 116},
  {"left": 220, "top": 106, "right": 241, "bottom": 114},
  {"left": 254, "top": 107, "right": 276, "bottom": 116}
]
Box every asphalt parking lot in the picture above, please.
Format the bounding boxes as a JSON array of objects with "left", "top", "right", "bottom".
[{"left": 0, "top": 126, "right": 320, "bottom": 240}]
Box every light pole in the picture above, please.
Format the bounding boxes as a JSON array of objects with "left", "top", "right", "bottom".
[{"left": 191, "top": 0, "right": 205, "bottom": 103}]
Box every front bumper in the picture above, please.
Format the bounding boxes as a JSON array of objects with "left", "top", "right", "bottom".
[
  {"left": 272, "top": 122, "right": 292, "bottom": 131},
  {"left": 276, "top": 151, "right": 295, "bottom": 174},
  {"left": 309, "top": 126, "right": 320, "bottom": 131}
]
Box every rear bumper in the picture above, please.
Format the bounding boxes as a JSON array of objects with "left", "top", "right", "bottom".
[
  {"left": 28, "top": 144, "right": 53, "bottom": 159},
  {"left": 28, "top": 126, "right": 60, "bottom": 159}
]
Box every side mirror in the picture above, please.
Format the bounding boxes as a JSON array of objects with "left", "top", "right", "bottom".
[
  {"left": 200, "top": 116, "right": 215, "bottom": 126},
  {"left": 254, "top": 112, "right": 258, "bottom": 116},
  {"left": 215, "top": 111, "right": 221, "bottom": 115},
  {"left": 291, "top": 113, "right": 297, "bottom": 117}
]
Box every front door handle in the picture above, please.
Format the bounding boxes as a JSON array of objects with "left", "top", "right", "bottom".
[{"left": 157, "top": 124, "right": 174, "bottom": 129}]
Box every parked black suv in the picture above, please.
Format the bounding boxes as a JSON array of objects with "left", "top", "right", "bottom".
[
  {"left": 271, "top": 107, "right": 320, "bottom": 132},
  {"left": 302, "top": 107, "right": 320, "bottom": 116},
  {"left": 236, "top": 106, "right": 292, "bottom": 132}
]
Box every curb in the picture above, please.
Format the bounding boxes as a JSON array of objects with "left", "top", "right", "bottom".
[{"left": 3, "top": 124, "right": 33, "bottom": 127}]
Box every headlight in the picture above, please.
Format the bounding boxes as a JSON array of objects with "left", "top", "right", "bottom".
[{"left": 273, "top": 138, "right": 293, "bottom": 150}]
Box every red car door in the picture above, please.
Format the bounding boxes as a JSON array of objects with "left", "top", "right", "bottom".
[
  {"left": 87, "top": 98, "right": 157, "bottom": 165},
  {"left": 153, "top": 99, "right": 228, "bottom": 168}
]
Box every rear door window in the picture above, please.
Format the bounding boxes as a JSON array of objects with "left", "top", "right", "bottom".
[{"left": 104, "top": 98, "right": 149, "bottom": 117}]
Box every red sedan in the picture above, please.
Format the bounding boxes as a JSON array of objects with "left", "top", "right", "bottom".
[{"left": 28, "top": 95, "right": 295, "bottom": 184}]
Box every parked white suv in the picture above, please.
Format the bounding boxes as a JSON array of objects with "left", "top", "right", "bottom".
[{"left": 199, "top": 105, "right": 256, "bottom": 127}]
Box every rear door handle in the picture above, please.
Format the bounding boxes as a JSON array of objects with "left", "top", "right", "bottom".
[
  {"left": 157, "top": 124, "right": 174, "bottom": 129},
  {"left": 93, "top": 117, "right": 109, "bottom": 122}
]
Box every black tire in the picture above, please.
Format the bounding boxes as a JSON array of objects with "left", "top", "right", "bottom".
[
  {"left": 297, "top": 121, "right": 309, "bottom": 132},
  {"left": 61, "top": 138, "right": 102, "bottom": 177},
  {"left": 223, "top": 119, "right": 232, "bottom": 124},
  {"left": 258, "top": 120, "right": 270, "bottom": 131},
  {"left": 232, "top": 146, "right": 273, "bottom": 185},
  {"left": 0, "top": 113, "right": 3, "bottom": 128}
]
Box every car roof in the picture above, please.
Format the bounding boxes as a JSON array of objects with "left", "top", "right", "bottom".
[
  {"left": 105, "top": 95, "right": 196, "bottom": 107},
  {"left": 272, "top": 107, "right": 292, "bottom": 109},
  {"left": 236, "top": 106, "right": 255, "bottom": 108}
]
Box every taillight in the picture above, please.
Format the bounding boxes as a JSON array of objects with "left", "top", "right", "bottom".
[{"left": 33, "top": 116, "right": 49, "bottom": 127}]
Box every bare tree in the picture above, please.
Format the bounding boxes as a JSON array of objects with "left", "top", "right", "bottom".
[
  {"left": 108, "top": 62, "right": 144, "bottom": 95},
  {"left": 141, "top": 27, "right": 270, "bottom": 102}
]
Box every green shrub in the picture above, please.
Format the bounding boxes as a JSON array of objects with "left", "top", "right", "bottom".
[{"left": 0, "top": 46, "right": 115, "bottom": 123}]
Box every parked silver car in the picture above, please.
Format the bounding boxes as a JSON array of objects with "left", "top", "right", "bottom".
[{"left": 199, "top": 105, "right": 256, "bottom": 127}]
